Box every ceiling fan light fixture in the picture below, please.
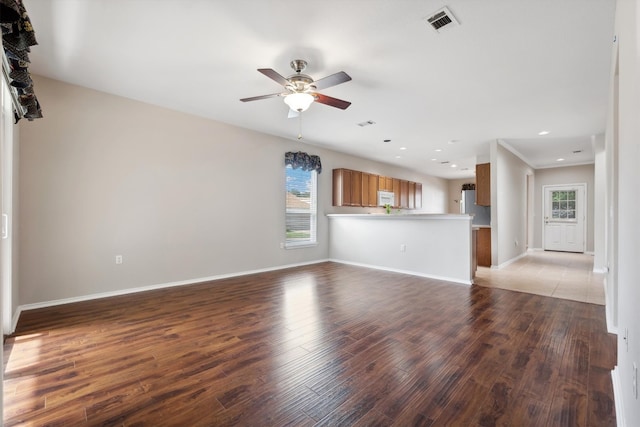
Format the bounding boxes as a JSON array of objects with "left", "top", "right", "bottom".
[{"left": 284, "top": 92, "right": 314, "bottom": 112}]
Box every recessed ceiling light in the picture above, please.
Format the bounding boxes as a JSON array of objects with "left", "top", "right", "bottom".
[
  {"left": 450, "top": 164, "right": 457, "bottom": 168},
  {"left": 556, "top": 158, "right": 565, "bottom": 162},
  {"left": 399, "top": 147, "right": 407, "bottom": 150},
  {"left": 395, "top": 155, "right": 402, "bottom": 159},
  {"left": 431, "top": 158, "right": 438, "bottom": 161},
  {"left": 538, "top": 131, "right": 550, "bottom": 136},
  {"left": 435, "top": 148, "right": 443, "bottom": 152}
]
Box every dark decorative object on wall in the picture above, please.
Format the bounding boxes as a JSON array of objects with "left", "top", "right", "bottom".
[
  {"left": 285, "top": 151, "right": 322, "bottom": 174},
  {"left": 1, "top": 0, "right": 42, "bottom": 121},
  {"left": 462, "top": 183, "right": 476, "bottom": 190}
]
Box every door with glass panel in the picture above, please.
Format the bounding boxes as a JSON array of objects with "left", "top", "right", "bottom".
[{"left": 543, "top": 184, "right": 586, "bottom": 252}]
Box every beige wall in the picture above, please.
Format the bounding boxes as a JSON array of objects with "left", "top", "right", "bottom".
[
  {"left": 532, "top": 164, "right": 595, "bottom": 252},
  {"left": 18, "top": 76, "right": 448, "bottom": 306},
  {"left": 493, "top": 142, "right": 534, "bottom": 266}
]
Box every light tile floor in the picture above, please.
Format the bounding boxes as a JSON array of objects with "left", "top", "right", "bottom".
[{"left": 474, "top": 250, "right": 605, "bottom": 305}]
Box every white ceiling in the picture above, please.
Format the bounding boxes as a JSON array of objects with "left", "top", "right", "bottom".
[{"left": 24, "top": 0, "right": 616, "bottom": 179}]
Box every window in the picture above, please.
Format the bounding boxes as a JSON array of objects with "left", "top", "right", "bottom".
[
  {"left": 551, "top": 190, "right": 576, "bottom": 220},
  {"left": 285, "top": 164, "right": 317, "bottom": 248}
]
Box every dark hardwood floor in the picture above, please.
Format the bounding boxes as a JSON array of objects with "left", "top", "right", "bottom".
[{"left": 3, "top": 262, "right": 616, "bottom": 426}]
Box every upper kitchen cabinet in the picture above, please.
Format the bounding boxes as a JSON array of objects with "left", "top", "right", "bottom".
[
  {"left": 333, "top": 168, "right": 362, "bottom": 206},
  {"left": 333, "top": 168, "right": 422, "bottom": 209},
  {"left": 378, "top": 175, "right": 393, "bottom": 192},
  {"left": 392, "top": 178, "right": 401, "bottom": 208},
  {"left": 476, "top": 163, "right": 490, "bottom": 206},
  {"left": 400, "top": 180, "right": 409, "bottom": 208},
  {"left": 361, "top": 172, "right": 379, "bottom": 207}
]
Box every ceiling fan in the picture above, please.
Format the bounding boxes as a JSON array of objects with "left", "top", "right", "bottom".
[{"left": 240, "top": 59, "right": 352, "bottom": 114}]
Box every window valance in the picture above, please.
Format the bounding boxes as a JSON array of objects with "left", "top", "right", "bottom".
[
  {"left": 285, "top": 151, "right": 322, "bottom": 174},
  {"left": 1, "top": 0, "right": 42, "bottom": 121}
]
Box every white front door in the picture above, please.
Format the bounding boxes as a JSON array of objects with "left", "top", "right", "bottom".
[{"left": 543, "top": 184, "right": 586, "bottom": 253}]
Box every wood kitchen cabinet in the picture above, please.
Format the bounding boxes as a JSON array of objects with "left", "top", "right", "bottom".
[
  {"left": 333, "top": 168, "right": 362, "bottom": 206},
  {"left": 361, "top": 173, "right": 378, "bottom": 207},
  {"left": 362, "top": 173, "right": 370, "bottom": 207},
  {"left": 333, "top": 169, "right": 347, "bottom": 206},
  {"left": 350, "top": 170, "right": 362, "bottom": 206},
  {"left": 477, "top": 227, "right": 491, "bottom": 267},
  {"left": 392, "top": 178, "right": 401, "bottom": 208},
  {"left": 333, "top": 169, "right": 422, "bottom": 209},
  {"left": 378, "top": 175, "right": 393, "bottom": 192},
  {"left": 400, "top": 180, "right": 409, "bottom": 208},
  {"left": 476, "top": 162, "right": 491, "bottom": 206},
  {"left": 369, "top": 174, "right": 379, "bottom": 205}
]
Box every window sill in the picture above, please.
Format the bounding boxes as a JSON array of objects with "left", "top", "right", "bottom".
[{"left": 285, "top": 242, "right": 318, "bottom": 250}]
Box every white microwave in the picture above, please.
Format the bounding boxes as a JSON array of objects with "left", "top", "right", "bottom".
[{"left": 378, "top": 191, "right": 395, "bottom": 206}]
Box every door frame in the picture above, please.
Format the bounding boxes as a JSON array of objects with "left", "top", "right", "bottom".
[{"left": 542, "top": 183, "right": 587, "bottom": 252}]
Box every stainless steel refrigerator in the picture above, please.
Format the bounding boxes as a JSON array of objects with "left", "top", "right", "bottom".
[{"left": 460, "top": 190, "right": 491, "bottom": 225}]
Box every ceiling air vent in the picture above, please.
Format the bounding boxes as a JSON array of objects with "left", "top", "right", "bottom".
[{"left": 425, "top": 7, "right": 459, "bottom": 33}]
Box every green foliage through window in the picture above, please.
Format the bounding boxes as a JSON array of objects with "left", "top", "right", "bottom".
[{"left": 551, "top": 190, "right": 576, "bottom": 219}]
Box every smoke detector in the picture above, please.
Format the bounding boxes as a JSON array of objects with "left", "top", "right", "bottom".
[{"left": 425, "top": 7, "right": 460, "bottom": 33}]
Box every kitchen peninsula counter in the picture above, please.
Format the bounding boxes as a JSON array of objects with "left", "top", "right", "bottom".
[{"left": 327, "top": 213, "right": 474, "bottom": 284}]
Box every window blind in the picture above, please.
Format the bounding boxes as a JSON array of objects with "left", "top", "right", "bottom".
[{"left": 285, "top": 164, "right": 317, "bottom": 247}]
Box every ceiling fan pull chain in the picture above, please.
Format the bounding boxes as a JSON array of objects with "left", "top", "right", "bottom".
[{"left": 298, "top": 113, "right": 303, "bottom": 140}]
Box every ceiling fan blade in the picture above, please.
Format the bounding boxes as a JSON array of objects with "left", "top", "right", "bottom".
[
  {"left": 240, "top": 93, "right": 282, "bottom": 102},
  {"left": 312, "top": 71, "right": 352, "bottom": 90},
  {"left": 258, "top": 68, "right": 290, "bottom": 87},
  {"left": 314, "top": 93, "right": 351, "bottom": 110}
]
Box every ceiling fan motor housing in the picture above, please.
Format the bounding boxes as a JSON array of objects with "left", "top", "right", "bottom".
[
  {"left": 288, "top": 74, "right": 314, "bottom": 92},
  {"left": 290, "top": 59, "right": 307, "bottom": 73}
]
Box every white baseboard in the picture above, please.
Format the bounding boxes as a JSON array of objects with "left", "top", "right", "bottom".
[
  {"left": 492, "top": 251, "right": 528, "bottom": 269},
  {"left": 328, "top": 259, "right": 473, "bottom": 286},
  {"left": 528, "top": 247, "right": 595, "bottom": 256},
  {"left": 10, "top": 307, "right": 21, "bottom": 335},
  {"left": 12, "top": 259, "right": 330, "bottom": 329},
  {"left": 612, "top": 367, "right": 626, "bottom": 427}
]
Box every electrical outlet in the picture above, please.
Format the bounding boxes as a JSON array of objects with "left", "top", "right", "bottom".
[
  {"left": 514, "top": 239, "right": 519, "bottom": 247},
  {"left": 115, "top": 255, "right": 123, "bottom": 265}
]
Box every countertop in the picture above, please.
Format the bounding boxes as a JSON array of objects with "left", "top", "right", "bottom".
[{"left": 327, "top": 213, "right": 472, "bottom": 221}]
